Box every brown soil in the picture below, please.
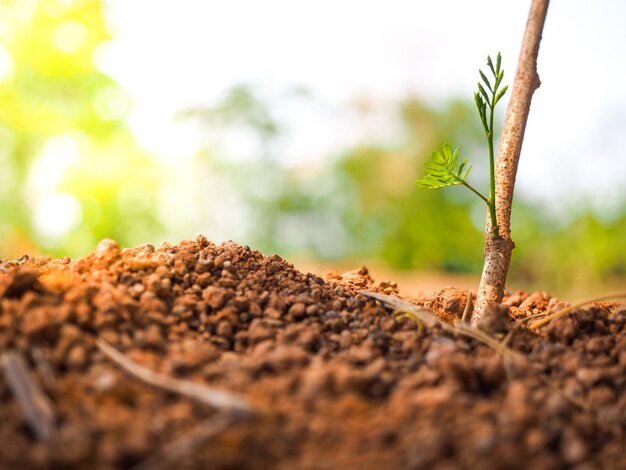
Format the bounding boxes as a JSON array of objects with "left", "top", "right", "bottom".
[{"left": 1, "top": 237, "right": 625, "bottom": 469}]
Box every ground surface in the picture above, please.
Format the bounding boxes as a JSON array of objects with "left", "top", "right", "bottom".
[{"left": 0, "top": 237, "right": 625, "bottom": 469}]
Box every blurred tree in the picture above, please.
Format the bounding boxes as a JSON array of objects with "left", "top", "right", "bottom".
[{"left": 0, "top": 0, "right": 162, "bottom": 257}]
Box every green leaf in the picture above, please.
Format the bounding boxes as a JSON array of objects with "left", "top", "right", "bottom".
[
  {"left": 495, "top": 70, "right": 504, "bottom": 90},
  {"left": 474, "top": 91, "right": 484, "bottom": 111},
  {"left": 487, "top": 55, "right": 496, "bottom": 77},
  {"left": 480, "top": 105, "right": 489, "bottom": 129},
  {"left": 496, "top": 52, "right": 502, "bottom": 73},
  {"left": 475, "top": 95, "right": 488, "bottom": 132},
  {"left": 477, "top": 83, "right": 490, "bottom": 105},
  {"left": 479, "top": 70, "right": 492, "bottom": 92},
  {"left": 462, "top": 164, "right": 472, "bottom": 180},
  {"left": 495, "top": 85, "right": 509, "bottom": 104},
  {"left": 415, "top": 143, "right": 472, "bottom": 189}
]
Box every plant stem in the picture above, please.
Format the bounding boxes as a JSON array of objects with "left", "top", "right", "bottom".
[
  {"left": 473, "top": 0, "right": 549, "bottom": 325},
  {"left": 455, "top": 177, "right": 498, "bottom": 235},
  {"left": 487, "top": 198, "right": 498, "bottom": 238},
  {"left": 454, "top": 177, "right": 489, "bottom": 206},
  {"left": 487, "top": 99, "right": 499, "bottom": 238}
]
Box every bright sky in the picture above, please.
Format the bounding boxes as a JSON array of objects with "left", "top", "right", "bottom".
[{"left": 99, "top": 0, "right": 626, "bottom": 217}]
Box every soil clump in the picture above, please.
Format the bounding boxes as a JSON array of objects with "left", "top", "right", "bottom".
[{"left": 1, "top": 237, "right": 625, "bottom": 469}]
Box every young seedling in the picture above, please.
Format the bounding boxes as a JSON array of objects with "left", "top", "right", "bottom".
[
  {"left": 416, "top": 0, "right": 550, "bottom": 324},
  {"left": 416, "top": 52, "right": 508, "bottom": 239}
]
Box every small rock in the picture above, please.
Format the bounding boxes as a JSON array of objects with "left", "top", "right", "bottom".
[
  {"left": 350, "top": 341, "right": 377, "bottom": 364},
  {"left": 264, "top": 307, "right": 283, "bottom": 319},
  {"left": 137, "top": 325, "right": 165, "bottom": 351},
  {"left": 301, "top": 357, "right": 331, "bottom": 398},
  {"left": 472, "top": 420, "right": 496, "bottom": 454},
  {"left": 0, "top": 268, "right": 39, "bottom": 298},
  {"left": 546, "top": 316, "right": 577, "bottom": 342},
  {"left": 99, "top": 329, "right": 119, "bottom": 345},
  {"left": 66, "top": 345, "right": 87, "bottom": 369},
  {"left": 339, "top": 330, "right": 352, "bottom": 349},
  {"left": 425, "top": 337, "right": 457, "bottom": 365},
  {"left": 216, "top": 320, "right": 233, "bottom": 339},
  {"left": 305, "top": 305, "right": 319, "bottom": 316},
  {"left": 288, "top": 302, "right": 306, "bottom": 320},
  {"left": 427, "top": 286, "right": 469, "bottom": 323},
  {"left": 95, "top": 239, "right": 121, "bottom": 259},
  {"left": 203, "top": 286, "right": 229, "bottom": 310},
  {"left": 248, "top": 319, "right": 273, "bottom": 345},
  {"left": 519, "top": 291, "right": 552, "bottom": 311},
  {"left": 576, "top": 367, "right": 604, "bottom": 387},
  {"left": 561, "top": 429, "right": 588, "bottom": 464},
  {"left": 585, "top": 337, "right": 611, "bottom": 355}
]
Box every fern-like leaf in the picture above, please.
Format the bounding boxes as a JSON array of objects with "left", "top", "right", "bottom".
[
  {"left": 415, "top": 143, "right": 472, "bottom": 189},
  {"left": 415, "top": 53, "right": 507, "bottom": 237}
]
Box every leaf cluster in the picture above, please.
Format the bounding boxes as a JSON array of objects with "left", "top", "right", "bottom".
[
  {"left": 415, "top": 52, "right": 508, "bottom": 238},
  {"left": 415, "top": 143, "right": 471, "bottom": 189},
  {"left": 474, "top": 52, "right": 508, "bottom": 135}
]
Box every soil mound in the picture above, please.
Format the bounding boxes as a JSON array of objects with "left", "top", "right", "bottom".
[{"left": 1, "top": 237, "right": 625, "bottom": 469}]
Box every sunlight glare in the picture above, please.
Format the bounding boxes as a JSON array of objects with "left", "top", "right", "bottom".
[
  {"left": 33, "top": 192, "right": 82, "bottom": 239},
  {"left": 0, "top": 47, "right": 14, "bottom": 82},
  {"left": 54, "top": 20, "right": 87, "bottom": 54},
  {"left": 128, "top": 102, "right": 203, "bottom": 161},
  {"left": 26, "top": 134, "right": 80, "bottom": 196},
  {"left": 93, "top": 86, "right": 130, "bottom": 120}
]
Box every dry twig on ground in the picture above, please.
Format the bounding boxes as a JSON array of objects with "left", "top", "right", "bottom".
[
  {"left": 1, "top": 350, "right": 56, "bottom": 441},
  {"left": 96, "top": 339, "right": 253, "bottom": 414},
  {"left": 529, "top": 293, "right": 626, "bottom": 330},
  {"left": 97, "top": 339, "right": 256, "bottom": 469}
]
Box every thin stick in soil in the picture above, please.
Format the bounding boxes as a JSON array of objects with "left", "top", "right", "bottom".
[
  {"left": 529, "top": 292, "right": 626, "bottom": 330},
  {"left": 453, "top": 322, "right": 518, "bottom": 358},
  {"left": 96, "top": 339, "right": 253, "bottom": 414},
  {"left": 1, "top": 350, "right": 57, "bottom": 441},
  {"left": 31, "top": 347, "right": 58, "bottom": 390},
  {"left": 357, "top": 291, "right": 441, "bottom": 329},
  {"left": 359, "top": 291, "right": 509, "bottom": 350},
  {"left": 461, "top": 291, "right": 474, "bottom": 324}
]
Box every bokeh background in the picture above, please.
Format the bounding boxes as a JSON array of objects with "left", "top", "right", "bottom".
[{"left": 1, "top": 0, "right": 625, "bottom": 298}]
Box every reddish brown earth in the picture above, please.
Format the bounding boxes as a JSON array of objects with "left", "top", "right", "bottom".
[{"left": 1, "top": 236, "right": 625, "bottom": 469}]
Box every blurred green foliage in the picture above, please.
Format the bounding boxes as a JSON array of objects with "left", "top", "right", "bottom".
[
  {"left": 0, "top": 0, "right": 162, "bottom": 256},
  {"left": 334, "top": 99, "right": 485, "bottom": 272},
  {"left": 0, "top": 0, "right": 624, "bottom": 296},
  {"left": 188, "top": 88, "right": 626, "bottom": 294},
  {"left": 511, "top": 207, "right": 626, "bottom": 293}
]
